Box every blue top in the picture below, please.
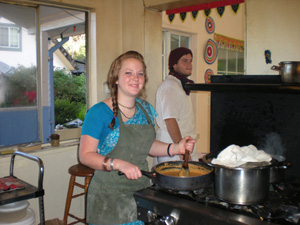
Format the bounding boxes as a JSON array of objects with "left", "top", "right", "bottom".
[{"left": 81, "top": 98, "right": 157, "bottom": 154}]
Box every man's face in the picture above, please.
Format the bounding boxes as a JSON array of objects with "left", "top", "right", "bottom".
[{"left": 173, "top": 53, "right": 193, "bottom": 76}]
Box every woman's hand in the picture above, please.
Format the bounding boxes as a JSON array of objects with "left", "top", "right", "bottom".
[
  {"left": 172, "top": 136, "right": 196, "bottom": 155},
  {"left": 149, "top": 137, "right": 196, "bottom": 157},
  {"left": 114, "top": 159, "right": 142, "bottom": 180}
]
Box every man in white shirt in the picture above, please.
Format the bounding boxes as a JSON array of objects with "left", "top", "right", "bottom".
[{"left": 154, "top": 47, "right": 196, "bottom": 165}]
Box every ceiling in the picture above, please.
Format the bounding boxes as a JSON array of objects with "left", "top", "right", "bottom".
[
  {"left": 144, "top": 0, "right": 218, "bottom": 11},
  {"left": 0, "top": 3, "right": 85, "bottom": 39}
]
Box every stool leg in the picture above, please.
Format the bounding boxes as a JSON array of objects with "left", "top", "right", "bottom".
[
  {"left": 64, "top": 175, "right": 76, "bottom": 225},
  {"left": 83, "top": 176, "right": 92, "bottom": 225}
]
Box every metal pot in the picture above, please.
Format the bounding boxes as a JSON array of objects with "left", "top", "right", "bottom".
[
  {"left": 119, "top": 161, "right": 213, "bottom": 191},
  {"left": 203, "top": 152, "right": 272, "bottom": 205},
  {"left": 270, "top": 155, "right": 289, "bottom": 183},
  {"left": 271, "top": 61, "right": 300, "bottom": 83}
]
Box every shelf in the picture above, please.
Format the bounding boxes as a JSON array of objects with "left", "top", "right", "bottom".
[
  {"left": 0, "top": 176, "right": 44, "bottom": 205},
  {"left": 0, "top": 151, "right": 45, "bottom": 224},
  {"left": 185, "top": 83, "right": 300, "bottom": 94}
]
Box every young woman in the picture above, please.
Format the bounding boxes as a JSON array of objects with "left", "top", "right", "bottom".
[{"left": 79, "top": 51, "right": 195, "bottom": 225}]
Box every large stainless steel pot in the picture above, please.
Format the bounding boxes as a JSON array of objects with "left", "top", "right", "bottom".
[
  {"left": 271, "top": 61, "right": 300, "bottom": 83},
  {"left": 203, "top": 152, "right": 272, "bottom": 205}
]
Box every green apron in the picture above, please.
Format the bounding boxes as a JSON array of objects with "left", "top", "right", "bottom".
[{"left": 87, "top": 102, "right": 155, "bottom": 224}]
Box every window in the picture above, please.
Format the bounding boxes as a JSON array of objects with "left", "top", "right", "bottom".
[
  {"left": 218, "top": 48, "right": 244, "bottom": 75},
  {"left": 0, "top": 2, "right": 89, "bottom": 147},
  {"left": 0, "top": 23, "right": 22, "bottom": 51},
  {"left": 217, "top": 48, "right": 244, "bottom": 75},
  {"left": 214, "top": 33, "right": 244, "bottom": 75},
  {"left": 162, "top": 31, "right": 191, "bottom": 79}
]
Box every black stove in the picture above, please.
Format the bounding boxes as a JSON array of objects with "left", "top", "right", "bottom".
[
  {"left": 134, "top": 179, "right": 300, "bottom": 225},
  {"left": 136, "top": 76, "right": 300, "bottom": 224}
]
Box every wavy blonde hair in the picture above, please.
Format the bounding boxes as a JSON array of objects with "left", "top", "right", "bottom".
[{"left": 107, "top": 51, "right": 148, "bottom": 129}]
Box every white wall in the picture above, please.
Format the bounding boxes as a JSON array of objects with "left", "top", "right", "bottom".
[{"left": 245, "top": 0, "right": 300, "bottom": 74}]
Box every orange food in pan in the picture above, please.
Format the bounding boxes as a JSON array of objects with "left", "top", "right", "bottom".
[{"left": 156, "top": 163, "right": 212, "bottom": 177}]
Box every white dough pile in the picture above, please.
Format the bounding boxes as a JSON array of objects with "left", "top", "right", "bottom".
[{"left": 211, "top": 144, "right": 272, "bottom": 168}]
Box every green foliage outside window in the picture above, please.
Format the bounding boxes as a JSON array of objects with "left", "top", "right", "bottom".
[
  {"left": 53, "top": 68, "right": 86, "bottom": 125},
  {"left": 0, "top": 65, "right": 87, "bottom": 125}
]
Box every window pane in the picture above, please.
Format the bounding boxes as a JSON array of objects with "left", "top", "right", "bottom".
[
  {"left": 0, "top": 3, "right": 38, "bottom": 146},
  {"left": 237, "top": 51, "right": 244, "bottom": 72},
  {"left": 171, "top": 34, "right": 179, "bottom": 50},
  {"left": 43, "top": 6, "right": 87, "bottom": 139},
  {"left": 228, "top": 50, "right": 236, "bottom": 72},
  {"left": 0, "top": 27, "right": 9, "bottom": 46},
  {"left": 218, "top": 48, "right": 227, "bottom": 72},
  {"left": 9, "top": 27, "right": 19, "bottom": 47},
  {"left": 180, "top": 36, "right": 189, "bottom": 48}
]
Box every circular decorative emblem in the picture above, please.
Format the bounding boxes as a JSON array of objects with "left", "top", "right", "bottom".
[
  {"left": 204, "top": 69, "right": 214, "bottom": 83},
  {"left": 205, "top": 17, "right": 215, "bottom": 34},
  {"left": 204, "top": 39, "right": 218, "bottom": 64}
]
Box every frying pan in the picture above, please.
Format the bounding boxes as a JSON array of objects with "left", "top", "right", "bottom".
[{"left": 120, "top": 160, "right": 213, "bottom": 191}]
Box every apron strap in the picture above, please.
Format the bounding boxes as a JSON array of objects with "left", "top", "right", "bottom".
[{"left": 136, "top": 101, "right": 152, "bottom": 124}]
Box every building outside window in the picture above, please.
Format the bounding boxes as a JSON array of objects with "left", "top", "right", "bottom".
[{"left": 0, "top": 22, "right": 22, "bottom": 51}]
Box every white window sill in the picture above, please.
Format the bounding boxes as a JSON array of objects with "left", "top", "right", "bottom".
[{"left": 0, "top": 139, "right": 80, "bottom": 157}]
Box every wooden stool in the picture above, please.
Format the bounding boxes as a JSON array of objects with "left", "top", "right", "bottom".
[{"left": 63, "top": 163, "right": 94, "bottom": 225}]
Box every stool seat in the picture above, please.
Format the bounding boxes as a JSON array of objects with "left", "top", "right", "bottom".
[
  {"left": 69, "top": 164, "right": 94, "bottom": 177},
  {"left": 64, "top": 163, "right": 94, "bottom": 225}
]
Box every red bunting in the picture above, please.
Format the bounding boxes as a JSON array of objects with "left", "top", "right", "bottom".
[{"left": 166, "top": 0, "right": 244, "bottom": 15}]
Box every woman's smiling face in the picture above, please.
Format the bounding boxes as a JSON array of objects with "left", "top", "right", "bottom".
[{"left": 116, "top": 58, "right": 145, "bottom": 97}]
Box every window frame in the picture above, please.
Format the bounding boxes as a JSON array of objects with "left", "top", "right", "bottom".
[
  {"left": 0, "top": 1, "right": 91, "bottom": 147},
  {"left": 217, "top": 47, "right": 244, "bottom": 75}
]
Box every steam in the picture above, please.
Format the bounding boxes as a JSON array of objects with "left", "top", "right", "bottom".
[{"left": 261, "top": 132, "right": 285, "bottom": 157}]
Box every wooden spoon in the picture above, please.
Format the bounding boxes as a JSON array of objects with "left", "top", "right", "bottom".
[{"left": 179, "top": 149, "right": 190, "bottom": 177}]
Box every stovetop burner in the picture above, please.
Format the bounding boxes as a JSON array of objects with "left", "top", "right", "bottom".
[
  {"left": 154, "top": 180, "right": 300, "bottom": 224},
  {"left": 134, "top": 179, "right": 300, "bottom": 225}
]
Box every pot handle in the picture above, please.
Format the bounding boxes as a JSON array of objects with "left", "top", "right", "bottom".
[
  {"left": 271, "top": 65, "right": 281, "bottom": 71},
  {"left": 278, "top": 162, "right": 291, "bottom": 170},
  {"left": 118, "top": 170, "right": 156, "bottom": 178},
  {"left": 141, "top": 170, "right": 156, "bottom": 178}
]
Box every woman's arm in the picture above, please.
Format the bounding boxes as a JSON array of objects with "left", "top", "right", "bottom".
[
  {"left": 79, "top": 134, "right": 143, "bottom": 179},
  {"left": 149, "top": 136, "right": 195, "bottom": 157},
  {"left": 79, "top": 134, "right": 103, "bottom": 170}
]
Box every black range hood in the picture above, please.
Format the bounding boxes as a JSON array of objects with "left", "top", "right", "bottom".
[
  {"left": 185, "top": 75, "right": 300, "bottom": 180},
  {"left": 185, "top": 75, "right": 300, "bottom": 93}
]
